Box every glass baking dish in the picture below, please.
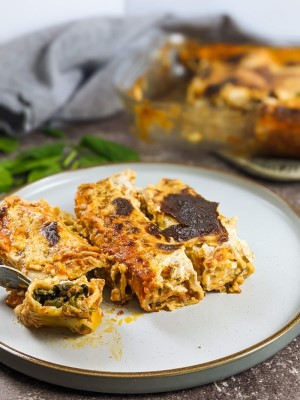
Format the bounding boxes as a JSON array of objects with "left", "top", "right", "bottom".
[{"left": 114, "top": 33, "right": 300, "bottom": 158}]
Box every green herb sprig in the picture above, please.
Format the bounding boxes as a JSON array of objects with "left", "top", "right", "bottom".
[
  {"left": 0, "top": 136, "right": 19, "bottom": 153},
  {"left": 0, "top": 132, "right": 140, "bottom": 194}
]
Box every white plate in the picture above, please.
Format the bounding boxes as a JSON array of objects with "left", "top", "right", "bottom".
[{"left": 0, "top": 163, "right": 299, "bottom": 393}]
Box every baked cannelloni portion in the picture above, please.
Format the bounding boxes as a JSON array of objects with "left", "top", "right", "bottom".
[
  {"left": 140, "top": 178, "right": 255, "bottom": 293},
  {"left": 15, "top": 276, "right": 104, "bottom": 334},
  {"left": 75, "top": 169, "right": 204, "bottom": 311},
  {"left": 0, "top": 196, "right": 106, "bottom": 281},
  {"left": 0, "top": 196, "right": 107, "bottom": 333}
]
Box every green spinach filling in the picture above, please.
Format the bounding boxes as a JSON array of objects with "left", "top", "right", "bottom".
[{"left": 33, "top": 283, "right": 89, "bottom": 308}]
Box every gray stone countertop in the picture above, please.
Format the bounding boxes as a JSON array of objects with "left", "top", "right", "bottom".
[{"left": 0, "top": 113, "right": 299, "bottom": 400}]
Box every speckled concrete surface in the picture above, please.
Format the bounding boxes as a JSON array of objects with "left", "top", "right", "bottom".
[
  {"left": 0, "top": 338, "right": 299, "bottom": 400},
  {"left": 0, "top": 114, "right": 299, "bottom": 400}
]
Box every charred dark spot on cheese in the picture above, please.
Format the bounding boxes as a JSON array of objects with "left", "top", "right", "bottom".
[
  {"left": 156, "top": 243, "right": 181, "bottom": 251},
  {"left": 146, "top": 223, "right": 161, "bottom": 238},
  {"left": 112, "top": 198, "right": 134, "bottom": 216},
  {"left": 0, "top": 206, "right": 7, "bottom": 219},
  {"left": 160, "top": 192, "right": 228, "bottom": 242},
  {"left": 114, "top": 223, "right": 123, "bottom": 231},
  {"left": 40, "top": 221, "right": 60, "bottom": 246}
]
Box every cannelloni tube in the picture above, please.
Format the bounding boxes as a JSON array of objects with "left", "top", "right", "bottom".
[
  {"left": 15, "top": 276, "right": 105, "bottom": 334},
  {"left": 75, "top": 170, "right": 204, "bottom": 311},
  {"left": 141, "top": 178, "right": 255, "bottom": 293}
]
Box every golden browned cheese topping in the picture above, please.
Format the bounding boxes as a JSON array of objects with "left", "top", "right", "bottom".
[
  {"left": 160, "top": 191, "right": 228, "bottom": 243},
  {"left": 74, "top": 170, "right": 205, "bottom": 311},
  {"left": 0, "top": 196, "right": 105, "bottom": 281},
  {"left": 97, "top": 207, "right": 155, "bottom": 284}
]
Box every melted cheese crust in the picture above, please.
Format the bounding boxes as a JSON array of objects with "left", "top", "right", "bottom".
[
  {"left": 141, "top": 178, "right": 255, "bottom": 293},
  {"left": 0, "top": 196, "right": 106, "bottom": 281},
  {"left": 75, "top": 169, "right": 204, "bottom": 311}
]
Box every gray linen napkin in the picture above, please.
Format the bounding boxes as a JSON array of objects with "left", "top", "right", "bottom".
[{"left": 0, "top": 15, "right": 254, "bottom": 137}]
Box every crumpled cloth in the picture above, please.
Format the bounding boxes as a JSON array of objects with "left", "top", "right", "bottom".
[{"left": 0, "top": 15, "right": 256, "bottom": 137}]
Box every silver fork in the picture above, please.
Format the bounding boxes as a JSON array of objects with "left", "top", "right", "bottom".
[{"left": 0, "top": 265, "right": 31, "bottom": 290}]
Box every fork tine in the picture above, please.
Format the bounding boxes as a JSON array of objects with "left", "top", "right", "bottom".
[{"left": 0, "top": 265, "right": 31, "bottom": 289}]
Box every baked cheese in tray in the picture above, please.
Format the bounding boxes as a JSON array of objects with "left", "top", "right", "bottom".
[
  {"left": 124, "top": 38, "right": 300, "bottom": 157},
  {"left": 180, "top": 42, "right": 300, "bottom": 157}
]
